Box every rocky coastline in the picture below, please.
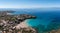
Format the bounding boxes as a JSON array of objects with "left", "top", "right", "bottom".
[{"left": 0, "top": 11, "right": 37, "bottom": 33}]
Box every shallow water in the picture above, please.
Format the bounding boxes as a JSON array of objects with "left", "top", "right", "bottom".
[{"left": 12, "top": 9, "right": 60, "bottom": 33}]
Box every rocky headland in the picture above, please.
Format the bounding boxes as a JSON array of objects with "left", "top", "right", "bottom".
[{"left": 0, "top": 11, "right": 37, "bottom": 33}]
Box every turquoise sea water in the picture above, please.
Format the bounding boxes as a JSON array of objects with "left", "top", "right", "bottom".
[{"left": 12, "top": 9, "right": 60, "bottom": 33}]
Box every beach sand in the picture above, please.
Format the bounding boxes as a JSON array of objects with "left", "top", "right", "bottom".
[
  {"left": 13, "top": 20, "right": 29, "bottom": 29},
  {"left": 14, "top": 20, "right": 36, "bottom": 32}
]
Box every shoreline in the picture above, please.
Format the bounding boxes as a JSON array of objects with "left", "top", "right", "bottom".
[{"left": 13, "top": 20, "right": 29, "bottom": 29}]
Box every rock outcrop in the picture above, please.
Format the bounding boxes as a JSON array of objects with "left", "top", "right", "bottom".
[{"left": 0, "top": 11, "right": 37, "bottom": 33}]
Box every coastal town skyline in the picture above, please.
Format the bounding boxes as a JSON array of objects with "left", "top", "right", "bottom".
[{"left": 0, "top": 0, "right": 60, "bottom": 8}]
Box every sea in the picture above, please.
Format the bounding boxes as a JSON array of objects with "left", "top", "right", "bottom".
[{"left": 1, "top": 8, "right": 60, "bottom": 33}]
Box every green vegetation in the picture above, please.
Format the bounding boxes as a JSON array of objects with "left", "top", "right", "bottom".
[{"left": 0, "top": 11, "right": 37, "bottom": 33}]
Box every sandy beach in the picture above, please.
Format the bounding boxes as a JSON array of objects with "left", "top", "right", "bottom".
[{"left": 13, "top": 20, "right": 29, "bottom": 29}]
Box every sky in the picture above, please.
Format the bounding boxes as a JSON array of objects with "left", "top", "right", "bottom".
[{"left": 0, "top": 0, "right": 60, "bottom": 8}]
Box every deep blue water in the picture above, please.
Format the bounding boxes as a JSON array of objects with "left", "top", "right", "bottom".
[
  {"left": 13, "top": 10, "right": 60, "bottom": 26},
  {"left": 12, "top": 9, "right": 60, "bottom": 33}
]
